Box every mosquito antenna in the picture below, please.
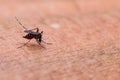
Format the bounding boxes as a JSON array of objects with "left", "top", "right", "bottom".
[{"left": 15, "top": 16, "right": 27, "bottom": 30}]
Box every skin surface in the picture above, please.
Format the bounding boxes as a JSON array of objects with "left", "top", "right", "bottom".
[{"left": 0, "top": 0, "right": 120, "bottom": 80}]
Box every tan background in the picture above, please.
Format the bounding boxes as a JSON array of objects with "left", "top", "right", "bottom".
[{"left": 0, "top": 0, "right": 120, "bottom": 80}]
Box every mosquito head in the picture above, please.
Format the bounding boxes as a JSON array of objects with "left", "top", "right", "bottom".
[
  {"left": 23, "top": 35, "right": 26, "bottom": 38},
  {"left": 23, "top": 34, "right": 29, "bottom": 38}
]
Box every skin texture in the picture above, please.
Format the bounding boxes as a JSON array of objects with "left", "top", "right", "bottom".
[{"left": 0, "top": 0, "right": 120, "bottom": 80}]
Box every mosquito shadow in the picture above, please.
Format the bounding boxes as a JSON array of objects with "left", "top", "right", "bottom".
[
  {"left": 17, "top": 43, "right": 46, "bottom": 51},
  {"left": 27, "top": 43, "right": 46, "bottom": 49}
]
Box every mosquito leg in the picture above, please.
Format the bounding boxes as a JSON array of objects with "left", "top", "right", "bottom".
[
  {"left": 30, "top": 28, "right": 39, "bottom": 32},
  {"left": 17, "top": 40, "right": 31, "bottom": 48},
  {"left": 24, "top": 28, "right": 39, "bottom": 33},
  {"left": 42, "top": 40, "right": 52, "bottom": 45},
  {"left": 30, "top": 28, "right": 39, "bottom": 30},
  {"left": 15, "top": 17, "right": 39, "bottom": 32},
  {"left": 36, "top": 39, "right": 45, "bottom": 48},
  {"left": 15, "top": 16, "right": 28, "bottom": 30}
]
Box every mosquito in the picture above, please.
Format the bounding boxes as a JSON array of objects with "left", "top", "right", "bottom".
[{"left": 15, "top": 17, "right": 51, "bottom": 48}]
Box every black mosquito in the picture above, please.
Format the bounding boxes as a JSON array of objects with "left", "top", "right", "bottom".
[{"left": 15, "top": 17, "right": 50, "bottom": 48}]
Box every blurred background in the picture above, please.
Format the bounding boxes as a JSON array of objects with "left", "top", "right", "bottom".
[
  {"left": 0, "top": 0, "right": 120, "bottom": 80},
  {"left": 0, "top": 0, "right": 120, "bottom": 18}
]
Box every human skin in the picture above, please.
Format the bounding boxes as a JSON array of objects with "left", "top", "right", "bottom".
[{"left": 0, "top": 0, "right": 120, "bottom": 80}]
